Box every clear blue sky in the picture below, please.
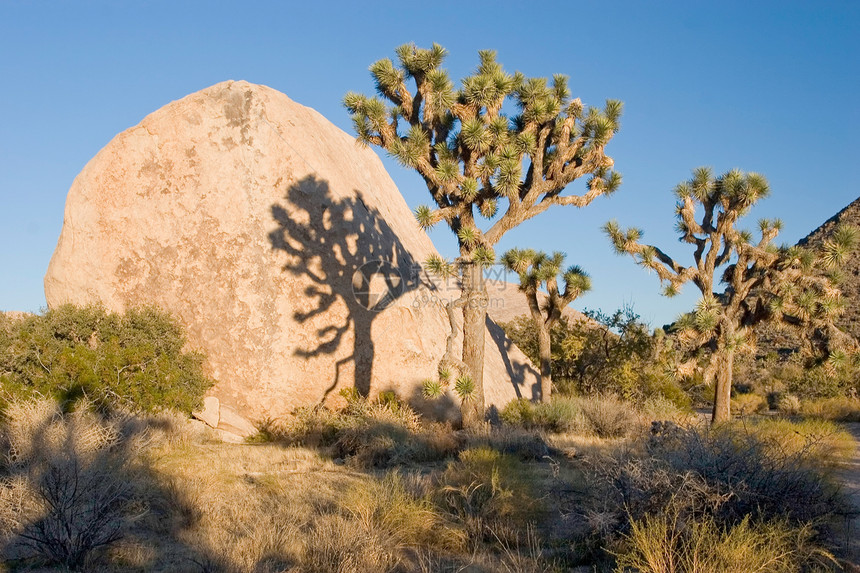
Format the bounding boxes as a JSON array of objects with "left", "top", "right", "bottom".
[{"left": 1, "top": 1, "right": 858, "bottom": 327}]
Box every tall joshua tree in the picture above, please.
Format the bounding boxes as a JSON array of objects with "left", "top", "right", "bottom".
[
  {"left": 502, "top": 249, "right": 590, "bottom": 402},
  {"left": 605, "top": 167, "right": 856, "bottom": 423},
  {"left": 345, "top": 44, "right": 622, "bottom": 425}
]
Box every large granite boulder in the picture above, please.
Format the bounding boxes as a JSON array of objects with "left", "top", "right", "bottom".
[{"left": 44, "top": 80, "right": 538, "bottom": 422}]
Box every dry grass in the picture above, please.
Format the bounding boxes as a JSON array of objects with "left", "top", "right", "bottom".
[
  {"left": 547, "top": 433, "right": 630, "bottom": 459},
  {"left": 798, "top": 396, "right": 860, "bottom": 423},
  {"left": 730, "top": 392, "right": 769, "bottom": 416},
  {"left": 734, "top": 417, "right": 857, "bottom": 470},
  {"left": 256, "top": 393, "right": 459, "bottom": 468},
  {"left": 615, "top": 511, "right": 835, "bottom": 573},
  {"left": 500, "top": 395, "right": 650, "bottom": 439},
  {"left": 0, "top": 400, "right": 140, "bottom": 569},
  {"left": 4, "top": 396, "right": 848, "bottom": 572},
  {"left": 0, "top": 397, "right": 571, "bottom": 571}
]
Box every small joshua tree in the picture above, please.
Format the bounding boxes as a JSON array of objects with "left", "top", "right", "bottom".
[
  {"left": 345, "top": 44, "right": 621, "bottom": 425},
  {"left": 501, "top": 249, "right": 591, "bottom": 402},
  {"left": 605, "top": 167, "right": 856, "bottom": 423}
]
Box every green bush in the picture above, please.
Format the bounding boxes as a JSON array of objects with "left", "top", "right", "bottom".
[
  {"left": 739, "top": 351, "right": 860, "bottom": 403},
  {"left": 0, "top": 305, "right": 212, "bottom": 413},
  {"left": 500, "top": 305, "right": 692, "bottom": 408}
]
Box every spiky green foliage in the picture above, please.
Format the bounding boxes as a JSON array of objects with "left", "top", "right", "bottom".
[
  {"left": 424, "top": 254, "right": 456, "bottom": 278},
  {"left": 422, "top": 378, "right": 444, "bottom": 399},
  {"left": 414, "top": 205, "right": 437, "bottom": 230},
  {"left": 454, "top": 375, "right": 476, "bottom": 401},
  {"left": 348, "top": 44, "right": 623, "bottom": 422},
  {"left": 471, "top": 245, "right": 495, "bottom": 266},
  {"left": 605, "top": 168, "right": 857, "bottom": 422},
  {"left": 501, "top": 249, "right": 591, "bottom": 319},
  {"left": 345, "top": 44, "right": 622, "bottom": 265},
  {"left": 501, "top": 248, "right": 592, "bottom": 400}
]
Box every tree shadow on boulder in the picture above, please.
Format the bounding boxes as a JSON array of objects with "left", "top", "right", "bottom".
[{"left": 269, "top": 174, "right": 426, "bottom": 400}]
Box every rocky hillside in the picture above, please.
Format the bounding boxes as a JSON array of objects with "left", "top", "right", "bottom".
[
  {"left": 797, "top": 196, "right": 860, "bottom": 340},
  {"left": 755, "top": 196, "right": 860, "bottom": 357}
]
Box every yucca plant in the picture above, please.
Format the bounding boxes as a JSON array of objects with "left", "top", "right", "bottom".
[
  {"left": 346, "top": 44, "right": 622, "bottom": 425},
  {"left": 605, "top": 168, "right": 857, "bottom": 423},
  {"left": 501, "top": 249, "right": 590, "bottom": 401}
]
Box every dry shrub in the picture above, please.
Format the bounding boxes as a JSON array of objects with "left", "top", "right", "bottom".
[
  {"left": 587, "top": 420, "right": 852, "bottom": 561},
  {"left": 582, "top": 420, "right": 854, "bottom": 571},
  {"left": 737, "top": 417, "right": 856, "bottom": 470},
  {"left": 464, "top": 423, "right": 551, "bottom": 461},
  {"left": 258, "top": 392, "right": 458, "bottom": 468},
  {"left": 775, "top": 393, "right": 801, "bottom": 416},
  {"left": 646, "top": 422, "right": 850, "bottom": 525},
  {"left": 499, "top": 397, "right": 589, "bottom": 434},
  {"left": 576, "top": 395, "right": 638, "bottom": 438},
  {"left": 0, "top": 399, "right": 135, "bottom": 570},
  {"left": 637, "top": 395, "right": 694, "bottom": 426}
]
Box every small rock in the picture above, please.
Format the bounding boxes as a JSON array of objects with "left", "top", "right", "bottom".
[
  {"left": 215, "top": 429, "right": 246, "bottom": 444},
  {"left": 218, "top": 404, "right": 257, "bottom": 438},
  {"left": 192, "top": 396, "right": 220, "bottom": 428}
]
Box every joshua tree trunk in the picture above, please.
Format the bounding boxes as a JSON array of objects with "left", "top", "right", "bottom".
[
  {"left": 537, "top": 324, "right": 552, "bottom": 402},
  {"left": 460, "top": 262, "right": 487, "bottom": 426},
  {"left": 710, "top": 350, "right": 734, "bottom": 424}
]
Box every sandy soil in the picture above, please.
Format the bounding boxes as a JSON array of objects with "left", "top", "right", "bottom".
[{"left": 838, "top": 423, "right": 860, "bottom": 565}]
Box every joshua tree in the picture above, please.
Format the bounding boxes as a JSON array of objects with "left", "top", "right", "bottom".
[
  {"left": 345, "top": 44, "right": 621, "bottom": 425},
  {"left": 605, "top": 167, "right": 856, "bottom": 423},
  {"left": 501, "top": 249, "right": 590, "bottom": 402}
]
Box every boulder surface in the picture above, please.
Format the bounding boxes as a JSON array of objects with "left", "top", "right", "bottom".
[{"left": 45, "top": 80, "right": 539, "bottom": 421}]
